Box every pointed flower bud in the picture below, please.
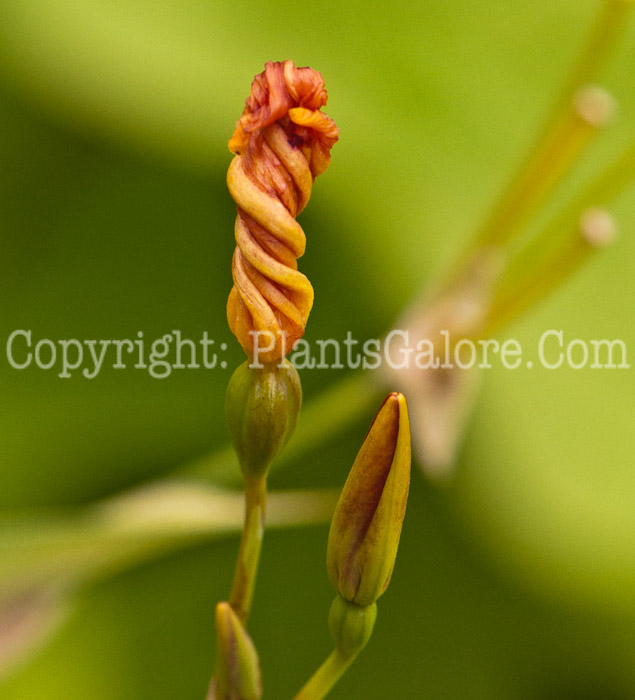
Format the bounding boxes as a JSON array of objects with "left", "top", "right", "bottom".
[
  {"left": 214, "top": 601, "right": 262, "bottom": 700},
  {"left": 327, "top": 393, "right": 411, "bottom": 607},
  {"left": 225, "top": 359, "right": 301, "bottom": 480}
]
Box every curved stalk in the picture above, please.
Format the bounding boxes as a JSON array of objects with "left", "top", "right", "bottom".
[
  {"left": 229, "top": 476, "right": 267, "bottom": 624},
  {"left": 292, "top": 649, "right": 356, "bottom": 700}
]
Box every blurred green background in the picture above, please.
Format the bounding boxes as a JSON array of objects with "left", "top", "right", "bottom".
[{"left": 1, "top": 0, "right": 634, "bottom": 698}]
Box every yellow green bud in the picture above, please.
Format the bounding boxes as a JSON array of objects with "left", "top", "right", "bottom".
[
  {"left": 225, "top": 359, "right": 301, "bottom": 480},
  {"left": 327, "top": 392, "right": 411, "bottom": 607},
  {"left": 214, "top": 601, "right": 262, "bottom": 700},
  {"left": 328, "top": 595, "right": 377, "bottom": 656}
]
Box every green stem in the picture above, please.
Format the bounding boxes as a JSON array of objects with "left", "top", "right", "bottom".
[
  {"left": 292, "top": 649, "right": 356, "bottom": 700},
  {"left": 433, "top": 0, "right": 630, "bottom": 300},
  {"left": 482, "top": 224, "right": 595, "bottom": 334},
  {"left": 471, "top": 93, "right": 603, "bottom": 251},
  {"left": 229, "top": 476, "right": 267, "bottom": 624},
  {"left": 471, "top": 0, "right": 631, "bottom": 251},
  {"left": 482, "top": 140, "right": 635, "bottom": 334},
  {"left": 555, "top": 0, "right": 634, "bottom": 107}
]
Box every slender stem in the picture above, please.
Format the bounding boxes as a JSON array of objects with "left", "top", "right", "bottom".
[
  {"left": 435, "top": 0, "right": 630, "bottom": 298},
  {"left": 471, "top": 87, "right": 612, "bottom": 252},
  {"left": 473, "top": 0, "right": 631, "bottom": 250},
  {"left": 292, "top": 649, "right": 356, "bottom": 700},
  {"left": 229, "top": 476, "right": 267, "bottom": 624},
  {"left": 482, "top": 140, "right": 635, "bottom": 333},
  {"left": 571, "top": 139, "right": 635, "bottom": 207},
  {"left": 555, "top": 0, "right": 634, "bottom": 107},
  {"left": 483, "top": 226, "right": 595, "bottom": 334}
]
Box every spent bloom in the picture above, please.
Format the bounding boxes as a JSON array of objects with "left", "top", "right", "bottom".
[{"left": 226, "top": 60, "right": 339, "bottom": 364}]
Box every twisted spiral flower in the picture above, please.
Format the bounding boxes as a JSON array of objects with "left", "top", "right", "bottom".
[{"left": 226, "top": 60, "right": 339, "bottom": 364}]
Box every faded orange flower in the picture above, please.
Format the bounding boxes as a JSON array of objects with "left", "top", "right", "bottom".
[{"left": 226, "top": 60, "right": 338, "bottom": 364}]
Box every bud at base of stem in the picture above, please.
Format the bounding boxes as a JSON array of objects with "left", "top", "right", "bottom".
[
  {"left": 328, "top": 595, "right": 377, "bottom": 657},
  {"left": 215, "top": 601, "right": 262, "bottom": 700}
]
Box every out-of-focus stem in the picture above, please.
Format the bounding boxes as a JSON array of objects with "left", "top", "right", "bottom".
[
  {"left": 435, "top": 0, "right": 631, "bottom": 293},
  {"left": 471, "top": 0, "right": 632, "bottom": 251},
  {"left": 572, "top": 139, "right": 635, "bottom": 206},
  {"left": 292, "top": 649, "right": 356, "bottom": 700},
  {"left": 556, "top": 0, "right": 634, "bottom": 107},
  {"left": 482, "top": 140, "right": 635, "bottom": 333},
  {"left": 229, "top": 476, "right": 267, "bottom": 624},
  {"left": 471, "top": 85, "right": 615, "bottom": 251},
  {"left": 483, "top": 208, "right": 616, "bottom": 334}
]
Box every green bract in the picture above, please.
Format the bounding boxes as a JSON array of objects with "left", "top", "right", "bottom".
[
  {"left": 225, "top": 360, "right": 302, "bottom": 480},
  {"left": 327, "top": 393, "right": 411, "bottom": 607},
  {"left": 328, "top": 595, "right": 377, "bottom": 657}
]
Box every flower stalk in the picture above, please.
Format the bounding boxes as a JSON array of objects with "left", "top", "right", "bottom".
[
  {"left": 220, "top": 60, "right": 338, "bottom": 625},
  {"left": 556, "top": 0, "right": 635, "bottom": 107},
  {"left": 227, "top": 475, "right": 267, "bottom": 625},
  {"left": 470, "top": 85, "right": 615, "bottom": 252},
  {"left": 292, "top": 649, "right": 356, "bottom": 700},
  {"left": 224, "top": 359, "right": 302, "bottom": 622},
  {"left": 466, "top": 0, "right": 632, "bottom": 254},
  {"left": 294, "top": 393, "right": 411, "bottom": 700},
  {"left": 211, "top": 60, "right": 339, "bottom": 698}
]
